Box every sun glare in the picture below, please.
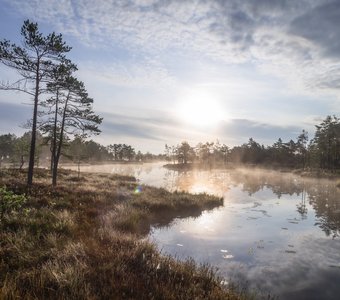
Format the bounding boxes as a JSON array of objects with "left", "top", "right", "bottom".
[{"left": 178, "top": 90, "right": 224, "bottom": 128}]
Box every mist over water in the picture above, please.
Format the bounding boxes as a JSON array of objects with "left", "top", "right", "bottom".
[{"left": 65, "top": 163, "right": 340, "bottom": 299}]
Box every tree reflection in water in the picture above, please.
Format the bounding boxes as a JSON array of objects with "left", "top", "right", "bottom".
[
  {"left": 164, "top": 167, "right": 340, "bottom": 239},
  {"left": 296, "top": 188, "right": 308, "bottom": 220}
]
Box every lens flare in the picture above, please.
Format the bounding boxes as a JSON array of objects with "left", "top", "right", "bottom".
[{"left": 134, "top": 185, "right": 142, "bottom": 194}]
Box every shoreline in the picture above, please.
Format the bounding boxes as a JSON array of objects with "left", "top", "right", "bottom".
[
  {"left": 163, "top": 162, "right": 340, "bottom": 180},
  {"left": 0, "top": 168, "right": 247, "bottom": 299}
]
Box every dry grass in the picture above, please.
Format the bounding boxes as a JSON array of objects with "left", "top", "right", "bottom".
[{"left": 0, "top": 168, "right": 246, "bottom": 299}]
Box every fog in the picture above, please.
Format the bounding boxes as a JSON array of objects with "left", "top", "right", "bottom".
[{"left": 64, "top": 162, "right": 340, "bottom": 299}]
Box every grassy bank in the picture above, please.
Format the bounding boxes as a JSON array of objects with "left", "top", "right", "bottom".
[{"left": 0, "top": 168, "right": 246, "bottom": 299}]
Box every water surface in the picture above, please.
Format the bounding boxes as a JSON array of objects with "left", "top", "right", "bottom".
[{"left": 68, "top": 163, "right": 340, "bottom": 299}]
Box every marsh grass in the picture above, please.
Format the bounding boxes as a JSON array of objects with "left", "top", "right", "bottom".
[
  {"left": 0, "top": 168, "right": 245, "bottom": 299},
  {"left": 336, "top": 180, "right": 340, "bottom": 188}
]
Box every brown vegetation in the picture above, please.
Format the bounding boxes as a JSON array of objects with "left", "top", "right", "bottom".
[{"left": 0, "top": 168, "right": 246, "bottom": 299}]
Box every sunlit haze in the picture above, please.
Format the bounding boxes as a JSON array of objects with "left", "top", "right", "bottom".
[
  {"left": 1, "top": 0, "right": 340, "bottom": 152},
  {"left": 178, "top": 88, "right": 225, "bottom": 128}
]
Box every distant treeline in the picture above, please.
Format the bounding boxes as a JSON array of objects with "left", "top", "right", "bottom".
[
  {"left": 165, "top": 115, "right": 340, "bottom": 171},
  {"left": 0, "top": 132, "right": 165, "bottom": 169},
  {"left": 2, "top": 115, "right": 339, "bottom": 172}
]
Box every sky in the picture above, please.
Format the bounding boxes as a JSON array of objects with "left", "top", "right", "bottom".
[{"left": 0, "top": 0, "right": 340, "bottom": 153}]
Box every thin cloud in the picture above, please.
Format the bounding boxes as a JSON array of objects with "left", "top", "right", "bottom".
[
  {"left": 219, "top": 119, "right": 303, "bottom": 145},
  {"left": 78, "top": 59, "right": 176, "bottom": 89},
  {"left": 0, "top": 102, "right": 32, "bottom": 134},
  {"left": 101, "top": 121, "right": 161, "bottom": 141},
  {"left": 100, "top": 110, "right": 182, "bottom": 142},
  {"left": 289, "top": 1, "right": 340, "bottom": 59},
  {"left": 4, "top": 0, "right": 340, "bottom": 94}
]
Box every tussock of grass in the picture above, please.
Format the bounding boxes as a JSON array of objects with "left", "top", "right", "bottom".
[
  {"left": 0, "top": 168, "right": 245, "bottom": 299},
  {"left": 131, "top": 186, "right": 223, "bottom": 229},
  {"left": 109, "top": 173, "right": 137, "bottom": 182}
]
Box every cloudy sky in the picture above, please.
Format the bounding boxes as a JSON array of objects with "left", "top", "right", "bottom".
[{"left": 0, "top": 0, "right": 339, "bottom": 153}]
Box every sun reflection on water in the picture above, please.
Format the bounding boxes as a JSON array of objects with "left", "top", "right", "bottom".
[{"left": 189, "top": 183, "right": 215, "bottom": 195}]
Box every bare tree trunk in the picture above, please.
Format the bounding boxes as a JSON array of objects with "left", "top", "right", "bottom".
[
  {"left": 52, "top": 93, "right": 69, "bottom": 186},
  {"left": 52, "top": 158, "right": 58, "bottom": 186},
  {"left": 27, "top": 64, "right": 40, "bottom": 187},
  {"left": 19, "top": 155, "right": 24, "bottom": 170},
  {"left": 50, "top": 151, "right": 53, "bottom": 171},
  {"left": 77, "top": 159, "right": 80, "bottom": 179},
  {"left": 51, "top": 91, "right": 59, "bottom": 172}
]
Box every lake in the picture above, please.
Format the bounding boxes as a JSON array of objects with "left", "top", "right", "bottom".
[{"left": 67, "top": 162, "right": 340, "bottom": 299}]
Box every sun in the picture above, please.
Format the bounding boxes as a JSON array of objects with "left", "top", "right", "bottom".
[{"left": 178, "top": 90, "right": 224, "bottom": 127}]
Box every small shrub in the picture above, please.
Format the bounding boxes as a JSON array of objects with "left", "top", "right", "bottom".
[{"left": 0, "top": 187, "right": 27, "bottom": 222}]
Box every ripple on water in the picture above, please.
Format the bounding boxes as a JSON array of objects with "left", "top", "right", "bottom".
[
  {"left": 284, "top": 250, "right": 297, "bottom": 254},
  {"left": 146, "top": 165, "right": 340, "bottom": 299}
]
